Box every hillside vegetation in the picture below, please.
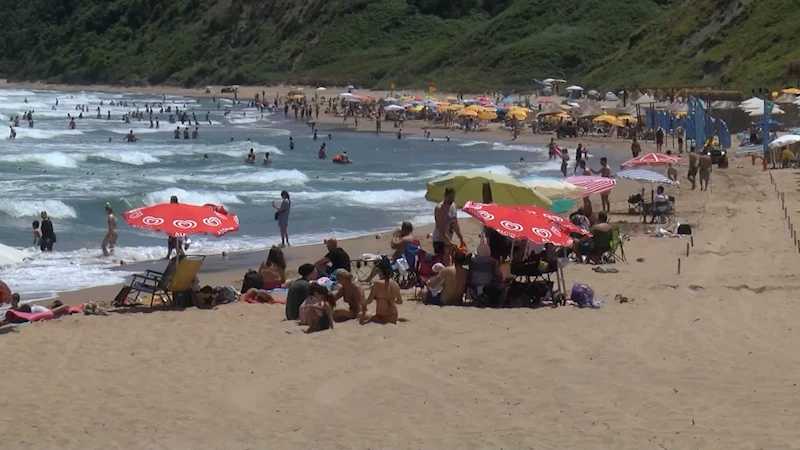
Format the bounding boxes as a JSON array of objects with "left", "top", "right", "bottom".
[
  {"left": 584, "top": 0, "right": 800, "bottom": 90},
  {"left": 0, "top": 0, "right": 668, "bottom": 90}
]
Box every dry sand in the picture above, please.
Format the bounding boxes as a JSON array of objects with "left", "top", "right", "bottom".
[{"left": 3, "top": 144, "right": 800, "bottom": 448}]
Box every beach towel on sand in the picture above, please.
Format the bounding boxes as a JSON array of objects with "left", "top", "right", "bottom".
[{"left": 4, "top": 305, "right": 83, "bottom": 324}]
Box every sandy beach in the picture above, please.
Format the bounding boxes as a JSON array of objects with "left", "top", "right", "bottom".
[{"left": 4, "top": 125, "right": 800, "bottom": 449}]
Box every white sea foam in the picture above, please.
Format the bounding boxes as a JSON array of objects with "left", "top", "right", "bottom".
[
  {"left": 185, "top": 169, "right": 309, "bottom": 186},
  {"left": 0, "top": 199, "right": 78, "bottom": 218},
  {"left": 458, "top": 140, "right": 491, "bottom": 147},
  {"left": 11, "top": 128, "right": 84, "bottom": 140},
  {"left": 143, "top": 188, "right": 244, "bottom": 206},
  {"left": 227, "top": 116, "right": 259, "bottom": 125},
  {"left": 491, "top": 142, "right": 548, "bottom": 154},
  {"left": 0, "top": 151, "right": 84, "bottom": 168},
  {"left": 89, "top": 150, "right": 160, "bottom": 165}
]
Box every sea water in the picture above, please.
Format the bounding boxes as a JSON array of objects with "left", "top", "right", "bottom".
[{"left": 0, "top": 88, "right": 563, "bottom": 295}]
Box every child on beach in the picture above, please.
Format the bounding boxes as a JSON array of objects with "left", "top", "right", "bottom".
[
  {"left": 363, "top": 258, "right": 403, "bottom": 324},
  {"left": 32, "top": 220, "right": 42, "bottom": 247},
  {"left": 299, "top": 283, "right": 335, "bottom": 333}
]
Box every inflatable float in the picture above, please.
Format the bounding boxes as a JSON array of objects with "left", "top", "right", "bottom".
[{"left": 332, "top": 154, "right": 352, "bottom": 164}]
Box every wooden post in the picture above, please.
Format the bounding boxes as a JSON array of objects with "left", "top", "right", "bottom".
[
  {"left": 686, "top": 243, "right": 690, "bottom": 257},
  {"left": 690, "top": 236, "right": 694, "bottom": 247},
  {"left": 677, "top": 258, "right": 681, "bottom": 275}
]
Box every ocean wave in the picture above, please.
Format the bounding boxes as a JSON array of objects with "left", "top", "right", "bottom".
[
  {"left": 292, "top": 189, "right": 426, "bottom": 209},
  {"left": 142, "top": 188, "right": 244, "bottom": 206},
  {"left": 458, "top": 140, "right": 491, "bottom": 147},
  {"left": 88, "top": 150, "right": 160, "bottom": 165},
  {"left": 0, "top": 198, "right": 78, "bottom": 218},
  {"left": 491, "top": 142, "right": 547, "bottom": 154},
  {"left": 0, "top": 151, "right": 84, "bottom": 168},
  {"left": 11, "top": 128, "right": 84, "bottom": 140},
  {"left": 209, "top": 142, "right": 284, "bottom": 158},
  {"left": 227, "top": 116, "right": 259, "bottom": 125}
]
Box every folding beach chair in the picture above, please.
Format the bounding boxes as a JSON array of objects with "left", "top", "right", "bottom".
[
  {"left": 394, "top": 241, "right": 420, "bottom": 289},
  {"left": 600, "top": 227, "right": 626, "bottom": 263},
  {"left": 126, "top": 255, "right": 205, "bottom": 307},
  {"left": 412, "top": 248, "right": 440, "bottom": 298}
]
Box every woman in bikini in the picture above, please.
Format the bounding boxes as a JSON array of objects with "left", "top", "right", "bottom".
[
  {"left": 258, "top": 246, "right": 287, "bottom": 289},
  {"left": 363, "top": 258, "right": 403, "bottom": 324},
  {"left": 332, "top": 269, "right": 365, "bottom": 321}
]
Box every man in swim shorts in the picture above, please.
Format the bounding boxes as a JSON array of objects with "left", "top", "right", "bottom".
[
  {"left": 698, "top": 152, "right": 712, "bottom": 191},
  {"left": 432, "top": 187, "right": 464, "bottom": 266}
]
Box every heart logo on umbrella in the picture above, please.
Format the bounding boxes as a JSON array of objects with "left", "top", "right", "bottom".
[
  {"left": 478, "top": 211, "right": 495, "bottom": 221},
  {"left": 127, "top": 209, "right": 144, "bottom": 219},
  {"left": 531, "top": 227, "right": 552, "bottom": 239},
  {"left": 142, "top": 216, "right": 164, "bottom": 226},
  {"left": 500, "top": 220, "right": 523, "bottom": 232},
  {"left": 173, "top": 220, "right": 198, "bottom": 229},
  {"left": 203, "top": 217, "right": 222, "bottom": 227}
]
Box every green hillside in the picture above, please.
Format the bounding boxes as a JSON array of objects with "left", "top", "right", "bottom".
[
  {"left": 584, "top": 0, "right": 800, "bottom": 91},
  {"left": 0, "top": 0, "right": 668, "bottom": 90}
]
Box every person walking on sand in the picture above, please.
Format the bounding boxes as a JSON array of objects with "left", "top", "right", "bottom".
[
  {"left": 101, "top": 203, "right": 118, "bottom": 256},
  {"left": 272, "top": 190, "right": 291, "bottom": 247},
  {"left": 687, "top": 147, "right": 699, "bottom": 190},
  {"left": 698, "top": 151, "right": 712, "bottom": 191},
  {"left": 560, "top": 148, "right": 570, "bottom": 177},
  {"left": 592, "top": 157, "right": 612, "bottom": 212},
  {"left": 631, "top": 137, "right": 641, "bottom": 158}
]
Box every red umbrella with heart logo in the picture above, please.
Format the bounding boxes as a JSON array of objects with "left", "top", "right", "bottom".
[
  {"left": 462, "top": 201, "right": 574, "bottom": 247},
  {"left": 123, "top": 203, "right": 239, "bottom": 237}
]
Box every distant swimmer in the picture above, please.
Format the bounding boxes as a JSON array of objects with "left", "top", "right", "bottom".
[
  {"left": 8, "top": 126, "right": 15, "bottom": 139},
  {"left": 155, "top": 118, "right": 160, "bottom": 128},
  {"left": 397, "top": 129, "right": 402, "bottom": 139},
  {"left": 101, "top": 203, "right": 118, "bottom": 256},
  {"left": 246, "top": 148, "right": 256, "bottom": 164},
  {"left": 183, "top": 127, "right": 190, "bottom": 139},
  {"left": 446, "top": 136, "right": 450, "bottom": 142},
  {"left": 289, "top": 136, "right": 295, "bottom": 150},
  {"left": 263, "top": 152, "right": 272, "bottom": 166},
  {"left": 318, "top": 143, "right": 327, "bottom": 159},
  {"left": 313, "top": 130, "right": 318, "bottom": 140},
  {"left": 206, "top": 111, "right": 211, "bottom": 124},
  {"left": 192, "top": 127, "right": 199, "bottom": 139},
  {"left": 174, "top": 127, "right": 181, "bottom": 139},
  {"left": 123, "top": 130, "right": 139, "bottom": 142},
  {"left": 328, "top": 134, "right": 332, "bottom": 140},
  {"left": 203, "top": 153, "right": 209, "bottom": 160},
  {"left": 332, "top": 151, "right": 352, "bottom": 164},
  {"left": 68, "top": 118, "right": 76, "bottom": 129}
]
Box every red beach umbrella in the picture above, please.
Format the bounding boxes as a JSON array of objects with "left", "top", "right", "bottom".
[
  {"left": 565, "top": 176, "right": 617, "bottom": 197},
  {"left": 0, "top": 280, "right": 12, "bottom": 304},
  {"left": 622, "top": 152, "right": 684, "bottom": 168},
  {"left": 462, "top": 201, "right": 574, "bottom": 247},
  {"left": 123, "top": 203, "right": 239, "bottom": 237},
  {"left": 518, "top": 205, "right": 588, "bottom": 236}
]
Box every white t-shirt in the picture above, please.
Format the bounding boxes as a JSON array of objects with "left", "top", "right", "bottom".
[{"left": 31, "top": 304, "right": 50, "bottom": 314}]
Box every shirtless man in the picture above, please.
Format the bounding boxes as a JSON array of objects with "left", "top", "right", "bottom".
[
  {"left": 363, "top": 259, "right": 403, "bottom": 324},
  {"left": 263, "top": 152, "right": 272, "bottom": 166},
  {"left": 592, "top": 157, "right": 612, "bottom": 212},
  {"left": 687, "top": 147, "right": 699, "bottom": 190},
  {"left": 124, "top": 130, "right": 138, "bottom": 142},
  {"left": 102, "top": 203, "right": 118, "bottom": 256},
  {"left": 425, "top": 251, "right": 468, "bottom": 305},
  {"left": 698, "top": 151, "right": 712, "bottom": 191},
  {"left": 246, "top": 148, "right": 256, "bottom": 164},
  {"left": 433, "top": 187, "right": 464, "bottom": 266}
]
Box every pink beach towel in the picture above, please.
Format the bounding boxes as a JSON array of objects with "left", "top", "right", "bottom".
[{"left": 4, "top": 305, "right": 83, "bottom": 324}]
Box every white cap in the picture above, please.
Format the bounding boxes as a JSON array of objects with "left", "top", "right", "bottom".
[{"left": 432, "top": 263, "right": 445, "bottom": 274}]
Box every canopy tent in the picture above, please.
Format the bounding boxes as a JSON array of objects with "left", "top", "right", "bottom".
[{"left": 604, "top": 92, "right": 619, "bottom": 101}]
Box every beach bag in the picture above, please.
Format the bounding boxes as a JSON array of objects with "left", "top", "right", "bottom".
[
  {"left": 570, "top": 283, "right": 600, "bottom": 308},
  {"left": 241, "top": 270, "right": 264, "bottom": 294},
  {"left": 274, "top": 211, "right": 280, "bottom": 221}
]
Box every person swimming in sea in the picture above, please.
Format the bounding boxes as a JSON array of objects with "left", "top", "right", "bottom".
[
  {"left": 318, "top": 143, "right": 327, "bottom": 159},
  {"left": 263, "top": 152, "right": 272, "bottom": 166},
  {"left": 123, "top": 130, "right": 138, "bottom": 142},
  {"left": 246, "top": 148, "right": 256, "bottom": 164},
  {"left": 289, "top": 136, "right": 295, "bottom": 150}
]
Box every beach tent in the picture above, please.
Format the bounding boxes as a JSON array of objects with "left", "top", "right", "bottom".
[
  {"left": 634, "top": 94, "right": 656, "bottom": 105},
  {"left": 579, "top": 104, "right": 604, "bottom": 118},
  {"left": 604, "top": 92, "right": 619, "bottom": 101}
]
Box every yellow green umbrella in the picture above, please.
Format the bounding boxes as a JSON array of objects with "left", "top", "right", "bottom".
[
  {"left": 458, "top": 109, "right": 479, "bottom": 117},
  {"left": 478, "top": 111, "right": 497, "bottom": 120},
  {"left": 783, "top": 88, "right": 800, "bottom": 95},
  {"left": 507, "top": 111, "right": 528, "bottom": 120},
  {"left": 425, "top": 171, "right": 552, "bottom": 208}
]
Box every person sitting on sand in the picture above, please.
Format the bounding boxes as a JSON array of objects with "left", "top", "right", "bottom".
[
  {"left": 286, "top": 263, "right": 317, "bottom": 320},
  {"left": 363, "top": 258, "right": 403, "bottom": 324},
  {"left": 572, "top": 211, "right": 613, "bottom": 263},
  {"left": 314, "top": 238, "right": 351, "bottom": 276},
  {"left": 259, "top": 246, "right": 287, "bottom": 290},
  {"left": 331, "top": 268, "right": 365, "bottom": 321},
  {"left": 424, "top": 251, "right": 468, "bottom": 306},
  {"left": 238, "top": 288, "right": 276, "bottom": 304},
  {"left": 299, "top": 283, "right": 335, "bottom": 333}
]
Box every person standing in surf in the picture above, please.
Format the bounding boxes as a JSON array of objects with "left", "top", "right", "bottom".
[
  {"left": 272, "top": 190, "right": 291, "bottom": 247},
  {"left": 39, "top": 211, "right": 55, "bottom": 252},
  {"left": 102, "top": 203, "right": 118, "bottom": 256}
]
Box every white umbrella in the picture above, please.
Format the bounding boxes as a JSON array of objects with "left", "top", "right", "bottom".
[
  {"left": 768, "top": 134, "right": 800, "bottom": 148},
  {"left": 616, "top": 169, "right": 679, "bottom": 186},
  {"left": 565, "top": 85, "right": 584, "bottom": 91},
  {"left": 385, "top": 104, "right": 405, "bottom": 111},
  {"left": 316, "top": 87, "right": 326, "bottom": 91},
  {"left": 605, "top": 92, "right": 619, "bottom": 101},
  {"left": 384, "top": 96, "right": 397, "bottom": 102},
  {"left": 543, "top": 78, "right": 556, "bottom": 83},
  {"left": 740, "top": 97, "right": 763, "bottom": 109},
  {"left": 339, "top": 92, "right": 354, "bottom": 97},
  {"left": 555, "top": 79, "right": 567, "bottom": 83},
  {"left": 748, "top": 105, "right": 785, "bottom": 116}
]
